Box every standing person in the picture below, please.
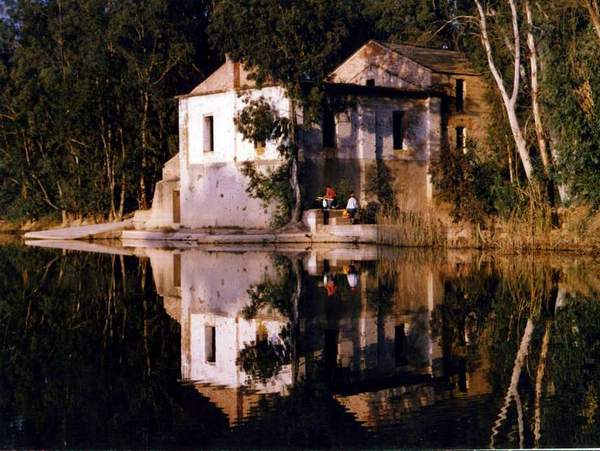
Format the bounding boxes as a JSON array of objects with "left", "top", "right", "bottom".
[
  {"left": 346, "top": 192, "right": 358, "bottom": 224},
  {"left": 324, "top": 185, "right": 336, "bottom": 209},
  {"left": 346, "top": 263, "right": 358, "bottom": 291},
  {"left": 325, "top": 273, "right": 336, "bottom": 297}
]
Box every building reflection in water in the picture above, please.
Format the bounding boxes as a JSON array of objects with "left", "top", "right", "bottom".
[{"left": 143, "top": 246, "right": 492, "bottom": 430}]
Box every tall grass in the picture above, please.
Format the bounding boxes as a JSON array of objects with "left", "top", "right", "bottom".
[
  {"left": 376, "top": 208, "right": 447, "bottom": 247},
  {"left": 497, "top": 183, "right": 556, "bottom": 252}
]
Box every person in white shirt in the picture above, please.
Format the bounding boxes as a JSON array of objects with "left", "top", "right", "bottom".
[
  {"left": 346, "top": 263, "right": 358, "bottom": 291},
  {"left": 346, "top": 192, "right": 358, "bottom": 224}
]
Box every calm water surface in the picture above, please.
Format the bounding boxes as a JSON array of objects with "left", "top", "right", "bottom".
[{"left": 1, "top": 240, "right": 600, "bottom": 448}]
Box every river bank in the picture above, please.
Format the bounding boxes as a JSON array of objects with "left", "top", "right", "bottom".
[{"left": 11, "top": 204, "right": 600, "bottom": 255}]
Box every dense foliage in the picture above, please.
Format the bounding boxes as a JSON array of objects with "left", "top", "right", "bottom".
[
  {"left": 1, "top": 0, "right": 599, "bottom": 226},
  {"left": 541, "top": 3, "right": 600, "bottom": 206},
  {"left": 234, "top": 98, "right": 293, "bottom": 227},
  {"left": 0, "top": 0, "right": 218, "bottom": 222}
]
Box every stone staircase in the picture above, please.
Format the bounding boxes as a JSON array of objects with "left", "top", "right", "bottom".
[
  {"left": 324, "top": 209, "right": 353, "bottom": 226},
  {"left": 301, "top": 208, "right": 377, "bottom": 243},
  {"left": 302, "top": 208, "right": 354, "bottom": 232}
]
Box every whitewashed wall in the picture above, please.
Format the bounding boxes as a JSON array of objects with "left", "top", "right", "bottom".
[
  {"left": 178, "top": 87, "right": 290, "bottom": 228},
  {"left": 178, "top": 250, "right": 291, "bottom": 393}
]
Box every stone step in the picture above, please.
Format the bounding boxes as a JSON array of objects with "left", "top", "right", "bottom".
[
  {"left": 325, "top": 209, "right": 346, "bottom": 217},
  {"left": 329, "top": 216, "right": 352, "bottom": 226}
]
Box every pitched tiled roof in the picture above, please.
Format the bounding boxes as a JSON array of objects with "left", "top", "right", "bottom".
[
  {"left": 376, "top": 40, "right": 478, "bottom": 75},
  {"left": 185, "top": 58, "right": 257, "bottom": 97}
]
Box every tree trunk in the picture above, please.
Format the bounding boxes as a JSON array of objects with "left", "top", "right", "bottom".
[
  {"left": 490, "top": 318, "right": 535, "bottom": 448},
  {"left": 56, "top": 181, "right": 67, "bottom": 225},
  {"left": 291, "top": 258, "right": 302, "bottom": 384},
  {"left": 525, "top": 0, "right": 561, "bottom": 224},
  {"left": 289, "top": 98, "right": 303, "bottom": 223},
  {"left": 508, "top": 144, "right": 515, "bottom": 185},
  {"left": 118, "top": 126, "right": 127, "bottom": 219},
  {"left": 583, "top": 0, "right": 600, "bottom": 44},
  {"left": 118, "top": 175, "right": 126, "bottom": 220},
  {"left": 139, "top": 89, "right": 150, "bottom": 210},
  {"left": 475, "top": 0, "right": 535, "bottom": 181},
  {"left": 534, "top": 321, "right": 551, "bottom": 447},
  {"left": 525, "top": 0, "right": 550, "bottom": 174}
]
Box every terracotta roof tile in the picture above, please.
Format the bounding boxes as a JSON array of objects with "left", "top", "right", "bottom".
[{"left": 376, "top": 41, "right": 478, "bottom": 75}]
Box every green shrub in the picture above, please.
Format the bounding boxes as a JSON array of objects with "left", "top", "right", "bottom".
[
  {"left": 430, "top": 142, "right": 513, "bottom": 224},
  {"left": 362, "top": 201, "right": 381, "bottom": 224}
]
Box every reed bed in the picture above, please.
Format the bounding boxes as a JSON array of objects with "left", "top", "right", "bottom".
[{"left": 375, "top": 208, "right": 447, "bottom": 247}]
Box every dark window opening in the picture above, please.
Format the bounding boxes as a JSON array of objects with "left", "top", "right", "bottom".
[
  {"left": 203, "top": 115, "right": 214, "bottom": 152},
  {"left": 456, "top": 126, "right": 465, "bottom": 150},
  {"left": 393, "top": 111, "right": 404, "bottom": 150},
  {"left": 322, "top": 110, "right": 336, "bottom": 148},
  {"left": 324, "top": 329, "right": 338, "bottom": 370},
  {"left": 366, "top": 78, "right": 375, "bottom": 87},
  {"left": 173, "top": 254, "right": 181, "bottom": 288},
  {"left": 395, "top": 324, "right": 408, "bottom": 366},
  {"left": 172, "top": 190, "right": 180, "bottom": 223},
  {"left": 205, "top": 325, "right": 216, "bottom": 363},
  {"left": 456, "top": 79, "right": 465, "bottom": 112}
]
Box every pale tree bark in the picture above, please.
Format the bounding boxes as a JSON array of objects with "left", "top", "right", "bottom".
[
  {"left": 475, "top": 0, "right": 535, "bottom": 181},
  {"left": 534, "top": 321, "right": 551, "bottom": 447},
  {"left": 490, "top": 318, "right": 535, "bottom": 448},
  {"left": 525, "top": 0, "right": 562, "bottom": 216},
  {"left": 582, "top": 0, "right": 600, "bottom": 43},
  {"left": 525, "top": 0, "right": 550, "bottom": 174}
]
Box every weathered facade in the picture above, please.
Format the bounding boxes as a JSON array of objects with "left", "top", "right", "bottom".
[{"left": 136, "top": 40, "right": 490, "bottom": 230}]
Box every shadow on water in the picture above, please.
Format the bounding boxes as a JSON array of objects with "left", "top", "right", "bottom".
[{"left": 2, "top": 242, "right": 600, "bottom": 448}]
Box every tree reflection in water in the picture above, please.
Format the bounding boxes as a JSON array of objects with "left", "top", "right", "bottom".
[
  {"left": 0, "top": 244, "right": 225, "bottom": 448},
  {"left": 3, "top": 243, "right": 600, "bottom": 448}
]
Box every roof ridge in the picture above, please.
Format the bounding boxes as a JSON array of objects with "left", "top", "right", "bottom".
[{"left": 377, "top": 39, "right": 465, "bottom": 54}]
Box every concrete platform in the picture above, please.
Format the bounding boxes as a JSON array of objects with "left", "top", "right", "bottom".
[
  {"left": 119, "top": 229, "right": 368, "bottom": 244},
  {"left": 23, "top": 218, "right": 378, "bottom": 245},
  {"left": 24, "top": 239, "right": 142, "bottom": 257},
  {"left": 24, "top": 220, "right": 133, "bottom": 240}
]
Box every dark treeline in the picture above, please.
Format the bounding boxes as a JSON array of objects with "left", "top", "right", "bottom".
[
  {"left": 0, "top": 245, "right": 224, "bottom": 448},
  {"left": 0, "top": 0, "right": 218, "bottom": 222}
]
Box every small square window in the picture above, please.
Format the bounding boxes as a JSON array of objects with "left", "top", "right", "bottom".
[{"left": 366, "top": 78, "right": 375, "bottom": 87}]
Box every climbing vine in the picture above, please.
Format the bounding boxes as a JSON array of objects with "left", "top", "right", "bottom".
[{"left": 235, "top": 97, "right": 294, "bottom": 228}]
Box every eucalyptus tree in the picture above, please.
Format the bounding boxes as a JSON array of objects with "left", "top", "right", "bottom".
[
  {"left": 0, "top": 0, "right": 215, "bottom": 222},
  {"left": 540, "top": 0, "right": 600, "bottom": 206}
]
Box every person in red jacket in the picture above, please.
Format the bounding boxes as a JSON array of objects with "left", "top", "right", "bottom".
[{"left": 324, "top": 185, "right": 336, "bottom": 209}]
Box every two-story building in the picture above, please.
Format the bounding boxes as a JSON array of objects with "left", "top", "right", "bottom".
[{"left": 136, "top": 40, "right": 490, "bottom": 230}]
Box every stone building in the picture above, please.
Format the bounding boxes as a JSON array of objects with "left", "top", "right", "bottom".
[{"left": 136, "top": 40, "right": 490, "bottom": 230}]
